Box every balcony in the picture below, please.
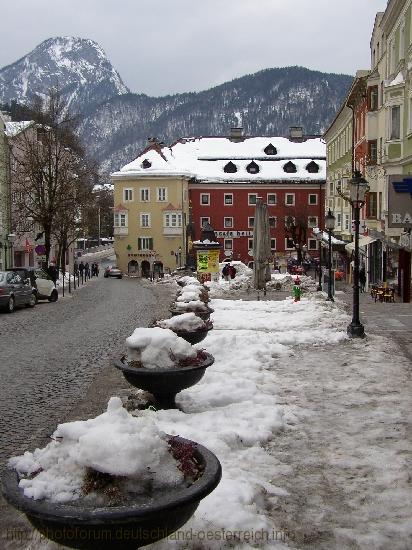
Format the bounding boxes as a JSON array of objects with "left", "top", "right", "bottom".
[
  {"left": 114, "top": 227, "right": 129, "bottom": 236},
  {"left": 163, "top": 226, "right": 183, "bottom": 236}
]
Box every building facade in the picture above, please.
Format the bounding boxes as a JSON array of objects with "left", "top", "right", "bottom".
[{"left": 111, "top": 131, "right": 326, "bottom": 276}]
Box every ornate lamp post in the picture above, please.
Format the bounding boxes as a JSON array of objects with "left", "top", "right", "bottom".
[
  {"left": 347, "top": 171, "right": 369, "bottom": 338},
  {"left": 325, "top": 210, "right": 335, "bottom": 301},
  {"left": 315, "top": 231, "right": 322, "bottom": 291}
]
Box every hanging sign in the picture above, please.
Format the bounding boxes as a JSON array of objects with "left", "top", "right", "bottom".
[{"left": 196, "top": 250, "right": 220, "bottom": 273}]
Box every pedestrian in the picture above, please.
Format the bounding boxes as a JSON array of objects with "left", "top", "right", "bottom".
[
  {"left": 74, "top": 261, "right": 78, "bottom": 275},
  {"left": 359, "top": 266, "right": 366, "bottom": 292},
  {"left": 222, "top": 263, "right": 230, "bottom": 281},
  {"left": 85, "top": 262, "right": 90, "bottom": 280},
  {"left": 47, "top": 263, "right": 58, "bottom": 285},
  {"left": 228, "top": 264, "right": 237, "bottom": 279}
]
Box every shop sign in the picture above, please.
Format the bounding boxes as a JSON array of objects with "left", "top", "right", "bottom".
[
  {"left": 196, "top": 250, "right": 220, "bottom": 273},
  {"left": 388, "top": 176, "right": 412, "bottom": 228},
  {"left": 215, "top": 230, "right": 253, "bottom": 238},
  {"left": 399, "top": 233, "right": 412, "bottom": 250}
]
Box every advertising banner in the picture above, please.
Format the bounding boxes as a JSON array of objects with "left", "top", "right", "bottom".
[{"left": 196, "top": 250, "right": 220, "bottom": 273}]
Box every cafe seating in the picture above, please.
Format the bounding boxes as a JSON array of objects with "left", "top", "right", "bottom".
[{"left": 371, "top": 283, "right": 395, "bottom": 303}]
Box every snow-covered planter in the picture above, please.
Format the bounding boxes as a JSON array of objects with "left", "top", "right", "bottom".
[
  {"left": 170, "top": 300, "right": 214, "bottom": 320},
  {"left": 156, "top": 312, "right": 213, "bottom": 344},
  {"left": 115, "top": 328, "right": 215, "bottom": 408},
  {"left": 176, "top": 276, "right": 201, "bottom": 288},
  {"left": 2, "top": 397, "right": 221, "bottom": 550}
]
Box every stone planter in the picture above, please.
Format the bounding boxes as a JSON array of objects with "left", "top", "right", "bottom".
[
  {"left": 170, "top": 306, "right": 214, "bottom": 321},
  {"left": 114, "top": 352, "right": 214, "bottom": 408},
  {"left": 174, "top": 325, "right": 212, "bottom": 345},
  {"left": 2, "top": 436, "right": 222, "bottom": 550}
]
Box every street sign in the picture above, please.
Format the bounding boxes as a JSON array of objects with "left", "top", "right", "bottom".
[{"left": 35, "top": 245, "right": 46, "bottom": 255}]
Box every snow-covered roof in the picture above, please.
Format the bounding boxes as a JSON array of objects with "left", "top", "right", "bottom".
[
  {"left": 5, "top": 120, "right": 34, "bottom": 137},
  {"left": 112, "top": 136, "right": 326, "bottom": 183}
]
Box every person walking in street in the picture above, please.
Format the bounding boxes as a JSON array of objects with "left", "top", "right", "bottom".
[
  {"left": 79, "top": 261, "right": 85, "bottom": 282},
  {"left": 228, "top": 264, "right": 237, "bottom": 279},
  {"left": 359, "top": 266, "right": 366, "bottom": 292},
  {"left": 47, "top": 263, "right": 58, "bottom": 286},
  {"left": 222, "top": 263, "right": 230, "bottom": 281},
  {"left": 84, "top": 262, "right": 90, "bottom": 280}
]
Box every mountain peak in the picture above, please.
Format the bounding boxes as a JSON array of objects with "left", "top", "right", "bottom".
[{"left": 0, "top": 36, "right": 129, "bottom": 113}]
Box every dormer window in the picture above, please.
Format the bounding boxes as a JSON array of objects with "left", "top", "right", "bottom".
[
  {"left": 141, "top": 159, "right": 151, "bottom": 169},
  {"left": 264, "top": 143, "right": 277, "bottom": 156},
  {"left": 283, "top": 161, "right": 297, "bottom": 173},
  {"left": 306, "top": 161, "right": 319, "bottom": 173},
  {"left": 246, "top": 161, "right": 260, "bottom": 174},
  {"left": 224, "top": 161, "right": 237, "bottom": 173}
]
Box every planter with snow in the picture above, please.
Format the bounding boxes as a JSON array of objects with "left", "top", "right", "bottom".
[
  {"left": 170, "top": 300, "right": 214, "bottom": 321},
  {"left": 2, "top": 398, "right": 222, "bottom": 550},
  {"left": 115, "top": 328, "right": 214, "bottom": 408},
  {"left": 156, "top": 312, "right": 213, "bottom": 344}
]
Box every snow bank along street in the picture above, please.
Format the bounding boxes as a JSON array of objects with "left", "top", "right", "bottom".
[{"left": 2, "top": 272, "right": 412, "bottom": 550}]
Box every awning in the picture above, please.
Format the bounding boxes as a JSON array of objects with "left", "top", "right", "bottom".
[{"left": 345, "top": 235, "right": 377, "bottom": 252}]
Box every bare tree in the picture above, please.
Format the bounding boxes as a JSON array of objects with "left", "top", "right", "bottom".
[
  {"left": 10, "top": 89, "right": 94, "bottom": 266},
  {"left": 284, "top": 205, "right": 310, "bottom": 265}
]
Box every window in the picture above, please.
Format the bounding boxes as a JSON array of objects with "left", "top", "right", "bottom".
[
  {"left": 248, "top": 217, "right": 254, "bottom": 228},
  {"left": 164, "top": 213, "right": 182, "bottom": 227},
  {"left": 308, "top": 194, "right": 318, "bottom": 205},
  {"left": 248, "top": 194, "right": 257, "bottom": 205},
  {"left": 224, "top": 239, "right": 233, "bottom": 250},
  {"left": 368, "top": 86, "right": 379, "bottom": 111},
  {"left": 308, "top": 239, "right": 317, "bottom": 250},
  {"left": 246, "top": 161, "right": 260, "bottom": 174},
  {"left": 224, "top": 193, "right": 233, "bottom": 205},
  {"left": 329, "top": 181, "right": 334, "bottom": 195},
  {"left": 285, "top": 238, "right": 295, "bottom": 250},
  {"left": 223, "top": 162, "right": 237, "bottom": 173},
  {"left": 267, "top": 193, "right": 276, "bottom": 205},
  {"left": 248, "top": 239, "right": 254, "bottom": 251},
  {"left": 337, "top": 213, "right": 342, "bottom": 228},
  {"left": 306, "top": 161, "right": 319, "bottom": 173},
  {"left": 264, "top": 143, "right": 277, "bottom": 155},
  {"left": 285, "top": 193, "right": 295, "bottom": 206},
  {"left": 141, "top": 159, "right": 151, "bottom": 169},
  {"left": 140, "top": 188, "right": 150, "bottom": 202},
  {"left": 308, "top": 216, "right": 318, "bottom": 228},
  {"left": 123, "top": 188, "right": 133, "bottom": 201},
  {"left": 200, "top": 193, "right": 210, "bottom": 205},
  {"left": 283, "top": 161, "right": 297, "bottom": 173},
  {"left": 200, "top": 217, "right": 210, "bottom": 228},
  {"left": 224, "top": 217, "right": 233, "bottom": 228},
  {"left": 367, "top": 192, "right": 377, "bottom": 219},
  {"left": 269, "top": 217, "right": 277, "bottom": 228},
  {"left": 114, "top": 212, "right": 127, "bottom": 227},
  {"left": 368, "top": 140, "right": 378, "bottom": 165},
  {"left": 400, "top": 26, "right": 405, "bottom": 60},
  {"left": 157, "top": 187, "right": 167, "bottom": 201},
  {"left": 270, "top": 238, "right": 277, "bottom": 251},
  {"left": 140, "top": 213, "right": 151, "bottom": 228},
  {"left": 138, "top": 237, "right": 153, "bottom": 250},
  {"left": 344, "top": 214, "right": 350, "bottom": 231},
  {"left": 390, "top": 105, "right": 400, "bottom": 140}
]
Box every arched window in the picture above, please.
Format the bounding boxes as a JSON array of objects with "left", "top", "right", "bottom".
[
  {"left": 264, "top": 143, "right": 277, "bottom": 156},
  {"left": 306, "top": 161, "right": 319, "bottom": 173},
  {"left": 283, "top": 161, "right": 297, "bottom": 173},
  {"left": 246, "top": 161, "right": 260, "bottom": 174},
  {"left": 223, "top": 161, "right": 237, "bottom": 173},
  {"left": 141, "top": 159, "right": 151, "bottom": 169}
]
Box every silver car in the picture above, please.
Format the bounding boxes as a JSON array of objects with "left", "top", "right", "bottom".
[{"left": 0, "top": 271, "right": 36, "bottom": 313}]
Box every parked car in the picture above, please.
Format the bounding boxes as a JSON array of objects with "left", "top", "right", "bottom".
[
  {"left": 103, "top": 266, "right": 123, "bottom": 279},
  {"left": 6, "top": 267, "right": 58, "bottom": 303},
  {"left": 0, "top": 270, "right": 36, "bottom": 312}
]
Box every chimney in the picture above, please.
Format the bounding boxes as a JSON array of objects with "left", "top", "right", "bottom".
[
  {"left": 289, "top": 126, "right": 304, "bottom": 141},
  {"left": 229, "top": 127, "right": 245, "bottom": 142}
]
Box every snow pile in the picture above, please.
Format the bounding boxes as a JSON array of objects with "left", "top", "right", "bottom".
[
  {"left": 177, "top": 276, "right": 201, "bottom": 287},
  {"left": 156, "top": 312, "right": 206, "bottom": 332},
  {"left": 174, "top": 300, "right": 209, "bottom": 311},
  {"left": 220, "top": 260, "right": 252, "bottom": 277},
  {"left": 126, "top": 327, "right": 197, "bottom": 369},
  {"left": 8, "top": 397, "right": 183, "bottom": 503},
  {"left": 176, "top": 284, "right": 205, "bottom": 302}
]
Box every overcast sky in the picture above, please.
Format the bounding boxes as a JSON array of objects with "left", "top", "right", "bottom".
[{"left": 2, "top": 0, "right": 385, "bottom": 97}]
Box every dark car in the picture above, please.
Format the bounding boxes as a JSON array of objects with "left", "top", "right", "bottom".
[
  {"left": 6, "top": 267, "right": 58, "bottom": 303},
  {"left": 104, "top": 266, "right": 123, "bottom": 279},
  {"left": 0, "top": 270, "right": 36, "bottom": 312}
]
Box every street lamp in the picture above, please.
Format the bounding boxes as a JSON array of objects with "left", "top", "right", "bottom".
[
  {"left": 325, "top": 210, "right": 335, "bottom": 301},
  {"left": 7, "top": 234, "right": 17, "bottom": 268},
  {"left": 314, "top": 231, "right": 322, "bottom": 291},
  {"left": 347, "top": 171, "right": 369, "bottom": 338}
]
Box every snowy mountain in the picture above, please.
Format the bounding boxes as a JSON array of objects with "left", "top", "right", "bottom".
[
  {"left": 0, "top": 38, "right": 353, "bottom": 179},
  {"left": 77, "top": 66, "right": 353, "bottom": 176},
  {"left": 0, "top": 37, "right": 128, "bottom": 114}
]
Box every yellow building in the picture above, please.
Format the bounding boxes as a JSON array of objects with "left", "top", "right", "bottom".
[{"left": 111, "top": 143, "right": 190, "bottom": 276}]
